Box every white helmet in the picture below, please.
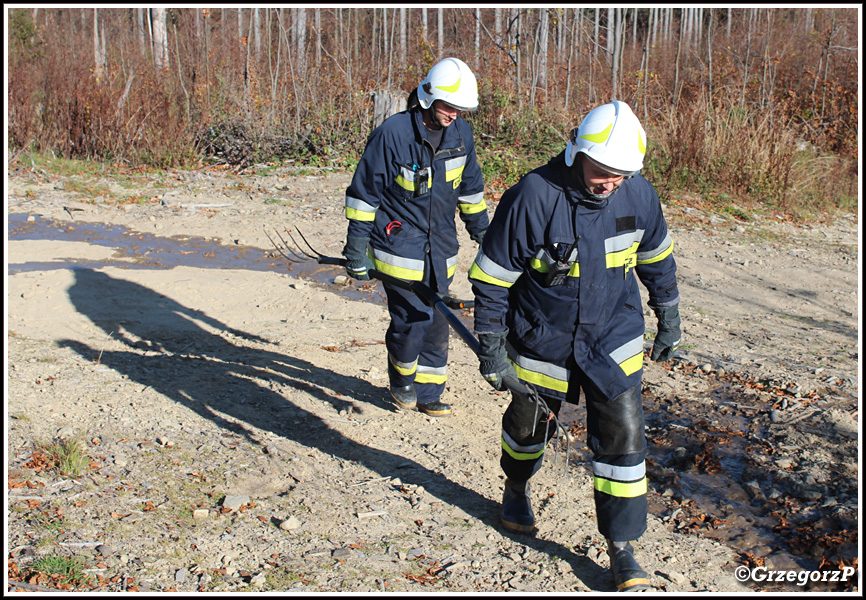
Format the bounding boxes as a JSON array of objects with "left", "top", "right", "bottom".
[
  {"left": 417, "top": 57, "right": 479, "bottom": 112},
  {"left": 565, "top": 101, "right": 646, "bottom": 175}
]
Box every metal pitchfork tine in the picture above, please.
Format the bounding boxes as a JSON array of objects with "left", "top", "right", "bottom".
[{"left": 264, "top": 226, "right": 316, "bottom": 264}]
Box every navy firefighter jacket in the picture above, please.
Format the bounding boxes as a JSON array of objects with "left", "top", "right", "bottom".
[
  {"left": 345, "top": 106, "right": 489, "bottom": 289},
  {"left": 469, "top": 151, "right": 680, "bottom": 402}
]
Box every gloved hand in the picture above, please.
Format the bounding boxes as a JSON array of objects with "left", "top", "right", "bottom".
[
  {"left": 477, "top": 330, "right": 518, "bottom": 391},
  {"left": 342, "top": 236, "right": 373, "bottom": 280},
  {"left": 470, "top": 228, "right": 487, "bottom": 245},
  {"left": 650, "top": 304, "right": 681, "bottom": 362}
]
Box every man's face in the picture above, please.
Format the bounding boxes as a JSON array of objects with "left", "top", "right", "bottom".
[
  {"left": 430, "top": 100, "right": 462, "bottom": 129},
  {"left": 581, "top": 156, "right": 625, "bottom": 197}
]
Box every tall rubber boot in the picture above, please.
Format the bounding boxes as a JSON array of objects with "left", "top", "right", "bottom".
[
  {"left": 607, "top": 540, "right": 651, "bottom": 592},
  {"left": 500, "top": 479, "right": 536, "bottom": 534},
  {"left": 389, "top": 385, "right": 417, "bottom": 411}
]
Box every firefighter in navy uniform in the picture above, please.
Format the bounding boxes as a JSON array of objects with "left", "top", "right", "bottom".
[
  {"left": 342, "top": 58, "right": 489, "bottom": 416},
  {"left": 469, "top": 101, "right": 681, "bottom": 591}
]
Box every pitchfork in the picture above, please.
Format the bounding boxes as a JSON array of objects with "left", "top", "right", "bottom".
[{"left": 264, "top": 225, "right": 573, "bottom": 472}]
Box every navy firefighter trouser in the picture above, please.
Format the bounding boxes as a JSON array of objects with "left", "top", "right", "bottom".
[
  {"left": 383, "top": 281, "right": 450, "bottom": 404},
  {"left": 500, "top": 365, "right": 648, "bottom": 542}
]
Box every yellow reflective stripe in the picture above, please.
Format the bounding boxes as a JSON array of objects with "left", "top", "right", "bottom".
[
  {"left": 619, "top": 353, "right": 644, "bottom": 377},
  {"left": 445, "top": 164, "right": 465, "bottom": 183},
  {"left": 447, "top": 262, "right": 457, "bottom": 279},
  {"left": 512, "top": 362, "right": 569, "bottom": 394},
  {"left": 636, "top": 242, "right": 673, "bottom": 265},
  {"left": 346, "top": 206, "right": 376, "bottom": 222},
  {"left": 458, "top": 198, "right": 487, "bottom": 214},
  {"left": 606, "top": 241, "right": 639, "bottom": 269},
  {"left": 580, "top": 123, "right": 613, "bottom": 144},
  {"left": 529, "top": 258, "right": 550, "bottom": 273},
  {"left": 594, "top": 476, "right": 647, "bottom": 498},
  {"left": 469, "top": 262, "right": 515, "bottom": 288},
  {"left": 395, "top": 174, "right": 416, "bottom": 192},
  {"left": 436, "top": 78, "right": 461, "bottom": 93},
  {"left": 390, "top": 357, "right": 417, "bottom": 376},
  {"left": 501, "top": 438, "right": 545, "bottom": 461},
  {"left": 638, "top": 130, "right": 646, "bottom": 155},
  {"left": 528, "top": 259, "right": 579, "bottom": 277},
  {"left": 415, "top": 372, "right": 447, "bottom": 385},
  {"left": 372, "top": 259, "right": 424, "bottom": 281}
]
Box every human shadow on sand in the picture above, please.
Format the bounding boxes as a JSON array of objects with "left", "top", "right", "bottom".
[{"left": 58, "top": 269, "right": 611, "bottom": 590}]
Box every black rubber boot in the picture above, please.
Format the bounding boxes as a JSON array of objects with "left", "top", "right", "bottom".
[
  {"left": 607, "top": 540, "right": 651, "bottom": 592},
  {"left": 417, "top": 399, "right": 452, "bottom": 416},
  {"left": 389, "top": 385, "right": 417, "bottom": 411},
  {"left": 500, "top": 478, "right": 536, "bottom": 534}
]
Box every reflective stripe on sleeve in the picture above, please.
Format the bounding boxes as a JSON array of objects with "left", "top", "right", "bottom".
[
  {"left": 637, "top": 233, "right": 674, "bottom": 264},
  {"left": 345, "top": 195, "right": 377, "bottom": 221},
  {"left": 457, "top": 191, "right": 487, "bottom": 214},
  {"left": 468, "top": 249, "right": 522, "bottom": 288}
]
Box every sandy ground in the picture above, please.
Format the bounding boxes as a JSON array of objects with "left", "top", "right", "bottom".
[{"left": 5, "top": 162, "right": 861, "bottom": 593}]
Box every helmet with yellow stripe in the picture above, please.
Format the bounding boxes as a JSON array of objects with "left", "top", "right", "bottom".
[
  {"left": 565, "top": 101, "right": 646, "bottom": 176},
  {"left": 417, "top": 58, "right": 479, "bottom": 112}
]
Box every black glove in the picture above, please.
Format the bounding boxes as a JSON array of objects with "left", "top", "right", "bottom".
[
  {"left": 470, "top": 228, "right": 487, "bottom": 245},
  {"left": 477, "top": 330, "right": 518, "bottom": 391},
  {"left": 342, "top": 236, "right": 373, "bottom": 280},
  {"left": 650, "top": 304, "right": 681, "bottom": 362}
]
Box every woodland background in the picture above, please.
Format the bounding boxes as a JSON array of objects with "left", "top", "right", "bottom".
[{"left": 6, "top": 6, "right": 860, "bottom": 218}]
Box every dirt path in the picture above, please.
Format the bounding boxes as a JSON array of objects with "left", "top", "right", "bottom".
[{"left": 5, "top": 163, "right": 860, "bottom": 593}]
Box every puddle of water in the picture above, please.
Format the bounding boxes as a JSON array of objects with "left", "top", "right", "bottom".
[{"left": 7, "top": 213, "right": 387, "bottom": 304}]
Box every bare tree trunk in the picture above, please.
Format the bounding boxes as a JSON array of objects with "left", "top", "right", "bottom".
[
  {"left": 475, "top": 7, "right": 481, "bottom": 64},
  {"left": 422, "top": 8, "right": 428, "bottom": 41},
  {"left": 315, "top": 8, "right": 321, "bottom": 67},
  {"left": 740, "top": 8, "right": 756, "bottom": 108},
  {"left": 401, "top": 8, "right": 407, "bottom": 65},
  {"left": 610, "top": 8, "right": 623, "bottom": 100},
  {"left": 253, "top": 8, "right": 261, "bottom": 57},
  {"left": 93, "top": 9, "right": 105, "bottom": 80},
  {"left": 152, "top": 8, "right": 169, "bottom": 71},
  {"left": 438, "top": 8, "right": 444, "bottom": 55},
  {"left": 135, "top": 7, "right": 147, "bottom": 55},
  {"left": 533, "top": 8, "right": 549, "bottom": 104},
  {"left": 606, "top": 7, "right": 614, "bottom": 60},
  {"left": 672, "top": 9, "right": 684, "bottom": 109},
  {"left": 296, "top": 7, "right": 307, "bottom": 77}
]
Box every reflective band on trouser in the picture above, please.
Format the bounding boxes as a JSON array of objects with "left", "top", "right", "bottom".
[
  {"left": 345, "top": 195, "right": 377, "bottom": 222},
  {"left": 592, "top": 461, "right": 647, "bottom": 497},
  {"left": 415, "top": 364, "right": 446, "bottom": 385},
  {"left": 592, "top": 455, "right": 648, "bottom": 541},
  {"left": 457, "top": 191, "right": 487, "bottom": 215},
  {"left": 371, "top": 249, "right": 426, "bottom": 281},
  {"left": 389, "top": 353, "right": 417, "bottom": 377},
  {"left": 501, "top": 430, "right": 547, "bottom": 461},
  {"left": 609, "top": 335, "right": 646, "bottom": 377}
]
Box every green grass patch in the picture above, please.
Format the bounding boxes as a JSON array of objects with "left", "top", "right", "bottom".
[
  {"left": 29, "top": 554, "right": 88, "bottom": 585},
  {"left": 36, "top": 436, "right": 88, "bottom": 477}
]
